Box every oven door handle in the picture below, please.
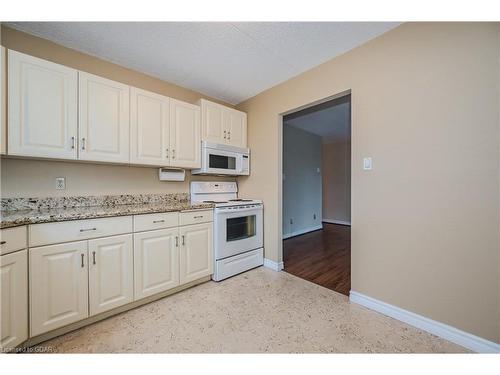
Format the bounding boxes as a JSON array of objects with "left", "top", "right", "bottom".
[{"left": 216, "top": 206, "right": 262, "bottom": 214}]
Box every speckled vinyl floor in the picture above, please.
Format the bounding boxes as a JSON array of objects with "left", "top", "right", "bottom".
[{"left": 36, "top": 267, "right": 467, "bottom": 353}]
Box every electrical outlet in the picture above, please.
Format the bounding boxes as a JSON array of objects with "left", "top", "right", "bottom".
[{"left": 55, "top": 177, "right": 66, "bottom": 190}]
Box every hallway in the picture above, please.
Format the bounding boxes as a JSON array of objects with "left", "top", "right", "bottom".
[{"left": 283, "top": 223, "right": 351, "bottom": 295}]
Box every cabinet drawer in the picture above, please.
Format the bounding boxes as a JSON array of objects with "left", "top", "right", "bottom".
[
  {"left": 0, "top": 226, "right": 27, "bottom": 255},
  {"left": 179, "top": 210, "right": 213, "bottom": 226},
  {"left": 134, "top": 212, "right": 179, "bottom": 232},
  {"left": 29, "top": 216, "right": 133, "bottom": 247}
]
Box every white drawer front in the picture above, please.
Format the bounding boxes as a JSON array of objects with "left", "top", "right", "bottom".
[
  {"left": 29, "top": 216, "right": 133, "bottom": 247},
  {"left": 213, "top": 247, "right": 263, "bottom": 281},
  {"left": 134, "top": 212, "right": 179, "bottom": 232},
  {"left": 0, "top": 226, "right": 27, "bottom": 255},
  {"left": 179, "top": 210, "right": 213, "bottom": 226}
]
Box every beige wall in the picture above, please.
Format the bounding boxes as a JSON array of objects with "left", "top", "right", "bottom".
[
  {"left": 237, "top": 23, "right": 500, "bottom": 343},
  {"left": 322, "top": 140, "right": 351, "bottom": 224},
  {"left": 0, "top": 158, "right": 234, "bottom": 198},
  {"left": 0, "top": 26, "right": 233, "bottom": 198}
]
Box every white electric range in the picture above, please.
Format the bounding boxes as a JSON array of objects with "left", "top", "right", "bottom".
[{"left": 190, "top": 181, "right": 264, "bottom": 281}]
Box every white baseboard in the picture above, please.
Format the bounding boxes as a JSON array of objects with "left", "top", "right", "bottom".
[
  {"left": 282, "top": 224, "right": 323, "bottom": 239},
  {"left": 322, "top": 218, "right": 351, "bottom": 226},
  {"left": 349, "top": 291, "right": 500, "bottom": 353},
  {"left": 263, "top": 258, "right": 284, "bottom": 271}
]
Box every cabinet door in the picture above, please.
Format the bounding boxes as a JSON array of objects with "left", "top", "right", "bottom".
[
  {"left": 1, "top": 249, "right": 28, "bottom": 350},
  {"left": 88, "top": 234, "right": 133, "bottom": 315},
  {"left": 30, "top": 241, "right": 88, "bottom": 336},
  {"left": 8, "top": 50, "right": 78, "bottom": 159},
  {"left": 200, "top": 99, "right": 225, "bottom": 143},
  {"left": 79, "top": 72, "right": 130, "bottom": 163},
  {"left": 130, "top": 87, "right": 170, "bottom": 166},
  {"left": 1, "top": 46, "right": 6, "bottom": 155},
  {"left": 169, "top": 98, "right": 201, "bottom": 168},
  {"left": 179, "top": 222, "right": 212, "bottom": 284},
  {"left": 134, "top": 228, "right": 179, "bottom": 300},
  {"left": 223, "top": 108, "right": 247, "bottom": 148}
]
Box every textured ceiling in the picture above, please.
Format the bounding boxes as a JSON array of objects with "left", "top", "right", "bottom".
[
  {"left": 285, "top": 101, "right": 351, "bottom": 143},
  {"left": 5, "top": 22, "right": 399, "bottom": 104}
]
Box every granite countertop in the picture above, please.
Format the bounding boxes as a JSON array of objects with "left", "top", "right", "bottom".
[{"left": 0, "top": 194, "right": 214, "bottom": 229}]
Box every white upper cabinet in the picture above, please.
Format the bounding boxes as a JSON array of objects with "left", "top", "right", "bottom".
[
  {"left": 79, "top": 72, "right": 130, "bottom": 163},
  {"left": 169, "top": 98, "right": 201, "bottom": 168},
  {"left": 200, "top": 99, "right": 224, "bottom": 143},
  {"left": 1, "top": 46, "right": 6, "bottom": 155},
  {"left": 5, "top": 50, "right": 211, "bottom": 167},
  {"left": 1, "top": 249, "right": 28, "bottom": 350},
  {"left": 223, "top": 108, "right": 247, "bottom": 148},
  {"left": 88, "top": 234, "right": 134, "bottom": 315},
  {"left": 30, "top": 241, "right": 89, "bottom": 336},
  {"left": 199, "top": 99, "right": 247, "bottom": 148},
  {"left": 130, "top": 87, "right": 170, "bottom": 166},
  {"left": 8, "top": 50, "right": 78, "bottom": 159}
]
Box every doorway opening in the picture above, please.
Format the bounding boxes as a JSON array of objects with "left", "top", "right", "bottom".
[{"left": 281, "top": 93, "right": 351, "bottom": 295}]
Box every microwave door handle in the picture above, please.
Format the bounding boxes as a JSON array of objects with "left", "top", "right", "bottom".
[{"left": 237, "top": 155, "right": 242, "bottom": 173}]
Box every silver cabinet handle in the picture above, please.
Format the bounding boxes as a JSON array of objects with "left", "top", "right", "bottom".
[
  {"left": 153, "top": 219, "right": 165, "bottom": 223},
  {"left": 0, "top": 241, "right": 6, "bottom": 245},
  {"left": 92, "top": 251, "right": 96, "bottom": 265},
  {"left": 175, "top": 236, "right": 179, "bottom": 247},
  {"left": 223, "top": 130, "right": 227, "bottom": 139},
  {"left": 81, "top": 138, "right": 86, "bottom": 150},
  {"left": 81, "top": 253, "right": 85, "bottom": 268},
  {"left": 182, "top": 235, "right": 185, "bottom": 246},
  {"left": 71, "top": 136, "right": 75, "bottom": 149},
  {"left": 80, "top": 227, "right": 97, "bottom": 232},
  {"left": 193, "top": 215, "right": 203, "bottom": 219}
]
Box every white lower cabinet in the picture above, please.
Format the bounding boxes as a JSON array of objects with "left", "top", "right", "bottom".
[
  {"left": 179, "top": 222, "right": 213, "bottom": 284},
  {"left": 25, "top": 211, "right": 213, "bottom": 340},
  {"left": 134, "top": 228, "right": 179, "bottom": 299},
  {"left": 30, "top": 241, "right": 88, "bottom": 336},
  {"left": 89, "top": 234, "right": 134, "bottom": 315},
  {"left": 1, "top": 249, "right": 28, "bottom": 350}
]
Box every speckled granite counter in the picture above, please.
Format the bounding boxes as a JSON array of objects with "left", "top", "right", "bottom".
[{"left": 0, "top": 194, "right": 214, "bottom": 229}]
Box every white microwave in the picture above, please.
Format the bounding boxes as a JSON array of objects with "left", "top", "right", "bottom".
[{"left": 192, "top": 141, "right": 250, "bottom": 176}]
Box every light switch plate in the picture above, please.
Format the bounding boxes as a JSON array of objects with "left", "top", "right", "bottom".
[
  {"left": 55, "top": 177, "right": 66, "bottom": 190},
  {"left": 363, "top": 157, "right": 373, "bottom": 170}
]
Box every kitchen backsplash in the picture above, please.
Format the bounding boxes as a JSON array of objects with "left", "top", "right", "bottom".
[
  {"left": 1, "top": 193, "right": 190, "bottom": 211},
  {"left": 0, "top": 158, "right": 236, "bottom": 199}
]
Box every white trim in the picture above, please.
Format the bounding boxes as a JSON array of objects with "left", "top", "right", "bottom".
[
  {"left": 322, "top": 219, "right": 351, "bottom": 226},
  {"left": 263, "top": 258, "right": 284, "bottom": 271},
  {"left": 349, "top": 291, "right": 500, "bottom": 353},
  {"left": 282, "top": 224, "right": 323, "bottom": 239}
]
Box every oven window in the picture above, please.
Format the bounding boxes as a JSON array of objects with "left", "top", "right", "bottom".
[
  {"left": 226, "top": 215, "right": 256, "bottom": 242},
  {"left": 209, "top": 154, "right": 236, "bottom": 170}
]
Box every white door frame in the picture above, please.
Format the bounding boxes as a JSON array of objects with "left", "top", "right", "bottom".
[{"left": 278, "top": 89, "right": 352, "bottom": 264}]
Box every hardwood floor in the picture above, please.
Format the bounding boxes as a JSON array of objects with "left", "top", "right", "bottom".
[{"left": 283, "top": 223, "right": 351, "bottom": 295}]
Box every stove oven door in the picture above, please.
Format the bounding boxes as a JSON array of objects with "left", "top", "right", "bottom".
[{"left": 214, "top": 205, "right": 263, "bottom": 260}]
